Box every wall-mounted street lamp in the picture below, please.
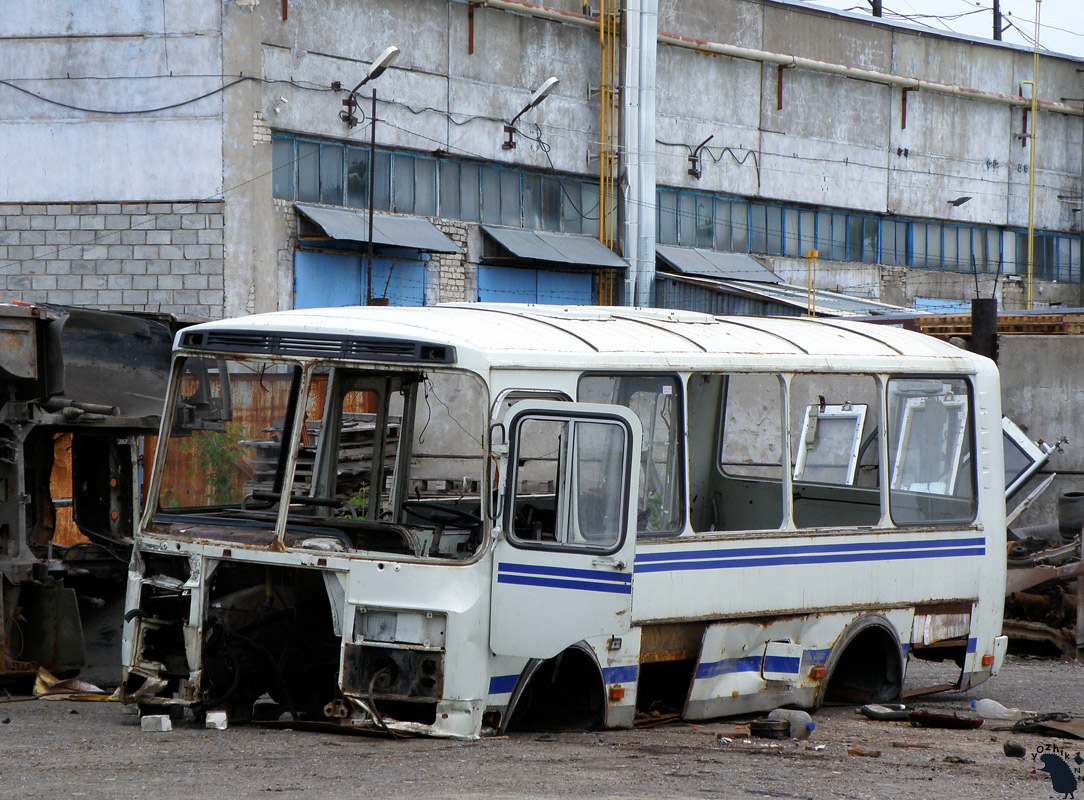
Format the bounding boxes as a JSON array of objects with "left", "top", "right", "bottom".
[
  {"left": 503, "top": 76, "right": 560, "bottom": 149},
  {"left": 340, "top": 45, "right": 400, "bottom": 304},
  {"left": 947, "top": 196, "right": 972, "bottom": 207},
  {"left": 340, "top": 45, "right": 400, "bottom": 128}
]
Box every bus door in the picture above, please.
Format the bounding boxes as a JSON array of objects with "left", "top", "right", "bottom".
[{"left": 490, "top": 401, "right": 641, "bottom": 658}]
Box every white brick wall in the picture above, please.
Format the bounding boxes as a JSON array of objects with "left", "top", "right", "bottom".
[{"left": 0, "top": 201, "right": 225, "bottom": 316}]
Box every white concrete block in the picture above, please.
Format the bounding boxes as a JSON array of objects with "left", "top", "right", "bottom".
[
  {"left": 205, "top": 711, "right": 228, "bottom": 730},
  {"left": 141, "top": 714, "right": 172, "bottom": 732}
]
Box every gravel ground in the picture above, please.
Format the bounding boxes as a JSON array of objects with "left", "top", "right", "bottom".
[{"left": 1, "top": 654, "right": 1082, "bottom": 800}]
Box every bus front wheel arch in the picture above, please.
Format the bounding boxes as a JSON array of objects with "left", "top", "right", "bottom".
[
  {"left": 503, "top": 644, "right": 605, "bottom": 733},
  {"left": 818, "top": 614, "right": 905, "bottom": 706}
]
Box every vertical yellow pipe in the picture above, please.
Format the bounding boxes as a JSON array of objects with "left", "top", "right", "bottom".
[{"left": 806, "top": 249, "right": 818, "bottom": 316}]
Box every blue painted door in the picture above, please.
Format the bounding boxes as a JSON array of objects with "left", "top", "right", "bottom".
[
  {"left": 477, "top": 266, "right": 593, "bottom": 304},
  {"left": 294, "top": 248, "right": 428, "bottom": 308}
]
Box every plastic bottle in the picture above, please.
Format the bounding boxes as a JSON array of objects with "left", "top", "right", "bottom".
[
  {"left": 767, "top": 708, "right": 816, "bottom": 739},
  {"left": 971, "top": 698, "right": 1028, "bottom": 720}
]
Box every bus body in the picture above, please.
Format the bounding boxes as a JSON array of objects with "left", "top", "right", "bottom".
[{"left": 121, "top": 304, "right": 1007, "bottom": 738}]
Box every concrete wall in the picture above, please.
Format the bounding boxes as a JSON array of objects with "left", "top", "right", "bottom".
[
  {"left": 658, "top": 0, "right": 1083, "bottom": 235},
  {"left": 1000, "top": 335, "right": 1084, "bottom": 527},
  {"left": 0, "top": 0, "right": 224, "bottom": 202},
  {"left": 0, "top": 0, "right": 1080, "bottom": 317}
]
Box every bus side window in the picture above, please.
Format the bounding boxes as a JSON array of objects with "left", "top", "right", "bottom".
[
  {"left": 789, "top": 373, "right": 881, "bottom": 529},
  {"left": 578, "top": 374, "right": 684, "bottom": 536},
  {"left": 714, "top": 373, "right": 786, "bottom": 532},
  {"left": 887, "top": 377, "right": 976, "bottom": 525}
]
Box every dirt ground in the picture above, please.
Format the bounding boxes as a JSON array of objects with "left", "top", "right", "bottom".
[{"left": 1, "top": 654, "right": 1082, "bottom": 800}]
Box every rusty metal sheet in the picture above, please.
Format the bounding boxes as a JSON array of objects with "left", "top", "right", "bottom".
[{"left": 0, "top": 309, "right": 38, "bottom": 381}]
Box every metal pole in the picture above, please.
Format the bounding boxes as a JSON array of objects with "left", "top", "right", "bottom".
[
  {"left": 367, "top": 89, "right": 377, "bottom": 305},
  {"left": 1025, "top": 0, "right": 1042, "bottom": 310},
  {"left": 993, "top": 0, "right": 1002, "bottom": 40}
]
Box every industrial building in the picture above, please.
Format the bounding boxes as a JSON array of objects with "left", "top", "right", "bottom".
[{"left": 1, "top": 0, "right": 1081, "bottom": 317}]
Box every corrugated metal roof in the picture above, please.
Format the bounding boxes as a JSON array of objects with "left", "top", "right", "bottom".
[
  {"left": 481, "top": 225, "right": 628, "bottom": 268},
  {"left": 295, "top": 204, "right": 461, "bottom": 253},
  {"left": 656, "top": 245, "right": 781, "bottom": 283},
  {"left": 656, "top": 272, "right": 913, "bottom": 318}
]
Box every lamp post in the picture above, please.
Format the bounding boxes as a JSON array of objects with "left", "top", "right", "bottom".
[{"left": 341, "top": 45, "right": 400, "bottom": 305}]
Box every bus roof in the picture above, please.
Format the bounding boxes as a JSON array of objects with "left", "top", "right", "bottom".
[{"left": 178, "top": 304, "right": 986, "bottom": 374}]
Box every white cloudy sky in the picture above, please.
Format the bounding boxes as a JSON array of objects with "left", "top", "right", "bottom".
[{"left": 801, "top": 0, "right": 1084, "bottom": 59}]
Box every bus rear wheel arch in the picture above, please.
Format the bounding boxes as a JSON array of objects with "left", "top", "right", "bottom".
[
  {"left": 503, "top": 644, "right": 605, "bottom": 733},
  {"left": 818, "top": 614, "right": 905, "bottom": 706}
]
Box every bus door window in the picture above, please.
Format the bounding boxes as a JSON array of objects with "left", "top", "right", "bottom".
[
  {"left": 508, "top": 415, "right": 629, "bottom": 551},
  {"left": 789, "top": 374, "right": 881, "bottom": 529},
  {"left": 716, "top": 373, "right": 786, "bottom": 532},
  {"left": 578, "top": 375, "right": 684, "bottom": 536},
  {"left": 887, "top": 377, "right": 976, "bottom": 525}
]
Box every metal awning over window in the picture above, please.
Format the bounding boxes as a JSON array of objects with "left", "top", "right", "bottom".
[
  {"left": 295, "top": 203, "right": 461, "bottom": 253},
  {"left": 481, "top": 225, "right": 627, "bottom": 269},
  {"left": 656, "top": 245, "right": 781, "bottom": 284}
]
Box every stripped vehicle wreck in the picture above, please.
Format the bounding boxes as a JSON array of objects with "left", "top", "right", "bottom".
[
  {"left": 122, "top": 305, "right": 1008, "bottom": 738},
  {"left": 0, "top": 303, "right": 174, "bottom": 681}
]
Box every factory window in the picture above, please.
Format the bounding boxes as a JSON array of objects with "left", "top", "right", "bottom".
[
  {"left": 272, "top": 134, "right": 598, "bottom": 236},
  {"left": 881, "top": 220, "right": 908, "bottom": 266}
]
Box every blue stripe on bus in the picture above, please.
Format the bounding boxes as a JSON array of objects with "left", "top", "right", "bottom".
[
  {"left": 696, "top": 656, "right": 763, "bottom": 679},
  {"left": 635, "top": 537, "right": 986, "bottom": 564},
  {"left": 762, "top": 655, "right": 801, "bottom": 674},
  {"left": 635, "top": 546, "right": 985, "bottom": 574},
  {"left": 603, "top": 665, "right": 639, "bottom": 684},
  {"left": 498, "top": 562, "right": 632, "bottom": 584},
  {"left": 489, "top": 674, "right": 519, "bottom": 695},
  {"left": 497, "top": 573, "right": 633, "bottom": 595},
  {"left": 696, "top": 647, "right": 832, "bottom": 681}
]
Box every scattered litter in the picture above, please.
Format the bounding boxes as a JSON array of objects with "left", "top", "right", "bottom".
[
  {"left": 141, "top": 714, "right": 172, "bottom": 732},
  {"left": 860, "top": 704, "right": 910, "bottom": 721},
  {"left": 943, "top": 754, "right": 973, "bottom": 764},
  {"left": 2, "top": 718, "right": 10, "bottom": 724},
  {"left": 848, "top": 747, "right": 882, "bottom": 758},
  {"left": 972, "top": 699, "right": 1030, "bottom": 720},
  {"left": 749, "top": 718, "right": 790, "bottom": 739},
  {"left": 891, "top": 742, "right": 931, "bottom": 749},
  {"left": 909, "top": 711, "right": 983, "bottom": 729},
  {"left": 767, "top": 708, "right": 815, "bottom": 739},
  {"left": 1004, "top": 741, "right": 1027, "bottom": 758},
  {"left": 1012, "top": 715, "right": 1084, "bottom": 741},
  {"left": 32, "top": 668, "right": 113, "bottom": 702},
  {"left": 808, "top": 744, "right": 826, "bottom": 751},
  {"left": 205, "top": 711, "right": 228, "bottom": 730}
]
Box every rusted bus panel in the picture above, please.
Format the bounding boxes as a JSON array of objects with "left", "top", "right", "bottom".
[{"left": 639, "top": 622, "right": 708, "bottom": 664}]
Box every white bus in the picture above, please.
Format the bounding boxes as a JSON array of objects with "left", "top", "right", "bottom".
[{"left": 121, "top": 304, "right": 1007, "bottom": 737}]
